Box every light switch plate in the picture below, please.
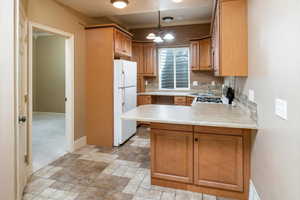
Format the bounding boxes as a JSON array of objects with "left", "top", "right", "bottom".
[
  {"left": 249, "top": 89, "right": 255, "bottom": 102},
  {"left": 193, "top": 81, "right": 198, "bottom": 86},
  {"left": 275, "top": 98, "right": 288, "bottom": 120}
]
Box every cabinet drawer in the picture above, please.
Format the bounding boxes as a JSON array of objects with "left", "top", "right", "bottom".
[
  {"left": 186, "top": 97, "right": 195, "bottom": 106},
  {"left": 174, "top": 96, "right": 187, "bottom": 105}
]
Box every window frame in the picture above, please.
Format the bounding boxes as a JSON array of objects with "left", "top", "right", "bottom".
[{"left": 158, "top": 47, "right": 190, "bottom": 90}]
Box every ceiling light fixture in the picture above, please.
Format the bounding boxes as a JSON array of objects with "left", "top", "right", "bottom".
[
  {"left": 172, "top": 0, "right": 183, "bottom": 3},
  {"left": 163, "top": 33, "right": 175, "bottom": 41},
  {"left": 146, "top": 33, "right": 156, "bottom": 40},
  {"left": 154, "top": 36, "right": 163, "bottom": 43},
  {"left": 111, "top": 0, "right": 129, "bottom": 9},
  {"left": 146, "top": 11, "right": 176, "bottom": 43}
]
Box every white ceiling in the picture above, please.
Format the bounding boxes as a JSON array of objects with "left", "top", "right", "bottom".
[{"left": 56, "top": 0, "right": 214, "bottom": 28}]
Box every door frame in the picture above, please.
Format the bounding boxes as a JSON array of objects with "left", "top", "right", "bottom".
[
  {"left": 27, "top": 22, "right": 75, "bottom": 174},
  {"left": 0, "top": 0, "right": 18, "bottom": 199}
]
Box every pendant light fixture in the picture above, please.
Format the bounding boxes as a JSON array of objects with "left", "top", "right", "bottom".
[
  {"left": 146, "top": 33, "right": 156, "bottom": 40},
  {"left": 163, "top": 33, "right": 175, "bottom": 40},
  {"left": 111, "top": 0, "right": 129, "bottom": 9},
  {"left": 146, "top": 11, "right": 175, "bottom": 43},
  {"left": 154, "top": 36, "right": 163, "bottom": 43}
]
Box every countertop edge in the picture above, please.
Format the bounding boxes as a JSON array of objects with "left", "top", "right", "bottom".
[{"left": 121, "top": 116, "right": 258, "bottom": 130}]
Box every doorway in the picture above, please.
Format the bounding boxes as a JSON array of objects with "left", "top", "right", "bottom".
[{"left": 28, "top": 22, "right": 75, "bottom": 173}]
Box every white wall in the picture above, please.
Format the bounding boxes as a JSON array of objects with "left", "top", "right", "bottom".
[
  {"left": 0, "top": 0, "right": 16, "bottom": 199},
  {"left": 232, "top": 0, "right": 300, "bottom": 199}
]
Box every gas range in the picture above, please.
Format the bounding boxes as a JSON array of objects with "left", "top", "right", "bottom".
[
  {"left": 196, "top": 96, "right": 223, "bottom": 104},
  {"left": 192, "top": 95, "right": 227, "bottom": 105}
]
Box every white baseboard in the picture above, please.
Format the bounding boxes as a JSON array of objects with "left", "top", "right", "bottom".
[
  {"left": 249, "top": 180, "right": 261, "bottom": 200},
  {"left": 74, "top": 136, "right": 87, "bottom": 150}
]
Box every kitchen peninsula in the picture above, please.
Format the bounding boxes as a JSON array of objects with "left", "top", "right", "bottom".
[{"left": 122, "top": 104, "right": 257, "bottom": 200}]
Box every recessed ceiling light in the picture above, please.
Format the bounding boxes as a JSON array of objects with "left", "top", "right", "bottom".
[
  {"left": 111, "top": 0, "right": 129, "bottom": 9},
  {"left": 172, "top": 0, "right": 183, "bottom": 3}
]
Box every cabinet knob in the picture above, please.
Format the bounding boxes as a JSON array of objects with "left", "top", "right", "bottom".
[{"left": 195, "top": 138, "right": 198, "bottom": 142}]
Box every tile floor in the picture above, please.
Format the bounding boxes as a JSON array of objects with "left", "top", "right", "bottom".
[
  {"left": 32, "top": 112, "right": 67, "bottom": 172},
  {"left": 23, "top": 127, "right": 236, "bottom": 200}
]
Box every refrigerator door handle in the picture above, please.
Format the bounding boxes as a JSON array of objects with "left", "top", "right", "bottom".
[
  {"left": 122, "top": 70, "right": 125, "bottom": 88},
  {"left": 122, "top": 89, "right": 125, "bottom": 112}
]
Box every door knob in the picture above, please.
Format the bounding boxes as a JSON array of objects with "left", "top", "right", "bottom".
[{"left": 18, "top": 116, "right": 27, "bottom": 123}]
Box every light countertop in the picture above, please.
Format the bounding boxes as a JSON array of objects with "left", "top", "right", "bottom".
[
  {"left": 137, "top": 91, "right": 220, "bottom": 97},
  {"left": 122, "top": 104, "right": 258, "bottom": 130}
]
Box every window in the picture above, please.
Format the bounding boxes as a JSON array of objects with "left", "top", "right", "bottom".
[{"left": 159, "top": 47, "right": 190, "bottom": 89}]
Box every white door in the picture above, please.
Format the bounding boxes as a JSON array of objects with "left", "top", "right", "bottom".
[
  {"left": 16, "top": 1, "right": 29, "bottom": 199},
  {"left": 121, "top": 87, "right": 137, "bottom": 143},
  {"left": 123, "top": 61, "right": 137, "bottom": 87}
]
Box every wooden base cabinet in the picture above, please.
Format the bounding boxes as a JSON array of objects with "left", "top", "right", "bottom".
[
  {"left": 194, "top": 134, "right": 244, "bottom": 192},
  {"left": 132, "top": 42, "right": 157, "bottom": 77},
  {"left": 151, "top": 128, "right": 194, "bottom": 184},
  {"left": 150, "top": 123, "right": 252, "bottom": 200}
]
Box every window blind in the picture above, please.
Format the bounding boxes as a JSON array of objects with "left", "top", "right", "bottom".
[{"left": 159, "top": 48, "right": 189, "bottom": 89}]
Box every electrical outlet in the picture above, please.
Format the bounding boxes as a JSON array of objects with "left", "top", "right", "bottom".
[
  {"left": 145, "top": 80, "right": 148, "bottom": 86},
  {"left": 275, "top": 98, "right": 288, "bottom": 120},
  {"left": 193, "top": 81, "right": 198, "bottom": 86},
  {"left": 211, "top": 81, "right": 215, "bottom": 86},
  {"left": 249, "top": 89, "right": 255, "bottom": 102}
]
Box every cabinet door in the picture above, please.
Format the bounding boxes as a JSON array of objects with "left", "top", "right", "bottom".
[
  {"left": 190, "top": 41, "right": 200, "bottom": 70},
  {"left": 114, "top": 30, "right": 123, "bottom": 54},
  {"left": 124, "top": 36, "right": 132, "bottom": 57},
  {"left": 137, "top": 76, "right": 145, "bottom": 93},
  {"left": 199, "top": 38, "right": 212, "bottom": 70},
  {"left": 132, "top": 43, "right": 144, "bottom": 75},
  {"left": 194, "top": 133, "right": 244, "bottom": 192},
  {"left": 138, "top": 95, "right": 151, "bottom": 105},
  {"left": 212, "top": 2, "right": 220, "bottom": 76},
  {"left": 151, "top": 129, "right": 194, "bottom": 183},
  {"left": 143, "top": 44, "right": 157, "bottom": 76}
]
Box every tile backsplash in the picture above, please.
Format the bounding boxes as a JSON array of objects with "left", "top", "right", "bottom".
[
  {"left": 144, "top": 71, "right": 224, "bottom": 96},
  {"left": 224, "top": 77, "right": 258, "bottom": 122}
]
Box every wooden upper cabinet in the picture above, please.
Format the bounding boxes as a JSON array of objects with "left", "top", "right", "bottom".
[
  {"left": 199, "top": 38, "right": 212, "bottom": 70},
  {"left": 132, "top": 42, "right": 157, "bottom": 77},
  {"left": 114, "top": 29, "right": 132, "bottom": 57},
  {"left": 151, "top": 128, "right": 194, "bottom": 184},
  {"left": 190, "top": 38, "right": 212, "bottom": 71},
  {"left": 143, "top": 43, "right": 157, "bottom": 76},
  {"left": 194, "top": 133, "right": 244, "bottom": 192},
  {"left": 132, "top": 43, "right": 144, "bottom": 75},
  {"left": 190, "top": 41, "right": 200, "bottom": 71},
  {"left": 212, "top": 0, "right": 248, "bottom": 76}
]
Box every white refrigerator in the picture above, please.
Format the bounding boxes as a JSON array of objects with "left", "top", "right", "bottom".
[{"left": 114, "top": 60, "right": 137, "bottom": 146}]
